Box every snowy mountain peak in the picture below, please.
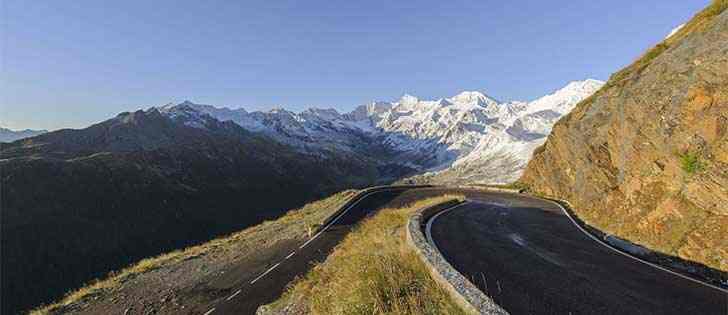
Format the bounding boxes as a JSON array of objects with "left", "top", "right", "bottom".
[
  {"left": 450, "top": 91, "right": 499, "bottom": 107},
  {"left": 0, "top": 127, "right": 48, "bottom": 142},
  {"left": 302, "top": 107, "right": 341, "bottom": 119},
  {"left": 563, "top": 79, "right": 604, "bottom": 91},
  {"left": 526, "top": 79, "right": 604, "bottom": 115},
  {"left": 400, "top": 94, "right": 419, "bottom": 104},
  {"left": 666, "top": 23, "right": 686, "bottom": 39},
  {"left": 156, "top": 79, "right": 603, "bottom": 184}
]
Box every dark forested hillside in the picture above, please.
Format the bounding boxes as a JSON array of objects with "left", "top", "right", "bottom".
[{"left": 0, "top": 108, "right": 379, "bottom": 314}]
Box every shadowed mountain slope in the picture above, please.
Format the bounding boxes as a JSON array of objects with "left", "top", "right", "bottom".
[{"left": 1, "top": 108, "right": 379, "bottom": 314}]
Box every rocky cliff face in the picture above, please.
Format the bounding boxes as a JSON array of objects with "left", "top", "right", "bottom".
[{"left": 521, "top": 1, "right": 728, "bottom": 272}]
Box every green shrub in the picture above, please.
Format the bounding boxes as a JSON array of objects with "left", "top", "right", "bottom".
[{"left": 680, "top": 152, "right": 703, "bottom": 174}]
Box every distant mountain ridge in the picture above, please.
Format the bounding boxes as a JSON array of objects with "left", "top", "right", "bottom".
[
  {"left": 1, "top": 78, "right": 602, "bottom": 313},
  {"left": 0, "top": 108, "right": 382, "bottom": 314},
  {"left": 0, "top": 127, "right": 47, "bottom": 142},
  {"left": 159, "top": 79, "right": 603, "bottom": 184}
]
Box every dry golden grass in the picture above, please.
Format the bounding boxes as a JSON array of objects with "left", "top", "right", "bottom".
[
  {"left": 269, "top": 195, "right": 467, "bottom": 315},
  {"left": 609, "top": 0, "right": 727, "bottom": 85},
  {"left": 561, "top": 0, "right": 728, "bottom": 117},
  {"left": 30, "top": 190, "right": 358, "bottom": 315}
]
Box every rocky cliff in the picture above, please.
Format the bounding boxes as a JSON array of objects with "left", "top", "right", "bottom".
[{"left": 521, "top": 1, "right": 728, "bottom": 272}]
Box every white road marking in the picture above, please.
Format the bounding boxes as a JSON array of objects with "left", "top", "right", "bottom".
[
  {"left": 548, "top": 199, "right": 728, "bottom": 294},
  {"left": 429, "top": 196, "right": 727, "bottom": 294},
  {"left": 226, "top": 289, "right": 242, "bottom": 301},
  {"left": 250, "top": 262, "right": 281, "bottom": 284},
  {"left": 299, "top": 190, "right": 381, "bottom": 249},
  {"left": 425, "top": 201, "right": 469, "bottom": 250},
  {"left": 204, "top": 187, "right": 421, "bottom": 312}
]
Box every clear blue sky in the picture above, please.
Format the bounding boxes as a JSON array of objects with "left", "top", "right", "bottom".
[{"left": 2, "top": 0, "right": 708, "bottom": 130}]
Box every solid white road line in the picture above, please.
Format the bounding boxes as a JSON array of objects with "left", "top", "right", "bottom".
[
  {"left": 548, "top": 199, "right": 728, "bottom": 294},
  {"left": 299, "top": 189, "right": 387, "bottom": 249},
  {"left": 425, "top": 201, "right": 469, "bottom": 250},
  {"left": 285, "top": 250, "right": 296, "bottom": 260},
  {"left": 226, "top": 289, "right": 242, "bottom": 301},
  {"left": 250, "top": 262, "right": 282, "bottom": 284},
  {"left": 430, "top": 197, "right": 727, "bottom": 294},
  {"left": 203, "top": 307, "right": 216, "bottom": 315}
]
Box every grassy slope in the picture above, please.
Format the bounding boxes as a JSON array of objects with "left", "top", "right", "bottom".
[
  {"left": 31, "top": 190, "right": 358, "bottom": 315},
  {"left": 263, "top": 195, "right": 467, "bottom": 315},
  {"left": 565, "top": 0, "right": 727, "bottom": 114}
]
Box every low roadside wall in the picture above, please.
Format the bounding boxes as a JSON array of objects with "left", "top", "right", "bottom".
[{"left": 406, "top": 200, "right": 508, "bottom": 315}]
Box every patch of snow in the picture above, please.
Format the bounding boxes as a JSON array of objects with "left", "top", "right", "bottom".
[{"left": 666, "top": 23, "right": 685, "bottom": 39}]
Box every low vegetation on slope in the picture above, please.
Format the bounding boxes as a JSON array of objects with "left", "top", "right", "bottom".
[
  {"left": 1, "top": 108, "right": 377, "bottom": 314},
  {"left": 260, "top": 195, "right": 467, "bottom": 315},
  {"left": 521, "top": 0, "right": 728, "bottom": 273},
  {"left": 31, "top": 190, "right": 358, "bottom": 315}
]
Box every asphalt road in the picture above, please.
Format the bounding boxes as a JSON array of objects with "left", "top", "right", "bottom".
[
  {"left": 429, "top": 192, "right": 727, "bottom": 315},
  {"left": 202, "top": 187, "right": 409, "bottom": 315}
]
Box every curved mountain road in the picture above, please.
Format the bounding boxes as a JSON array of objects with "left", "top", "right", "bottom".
[
  {"left": 200, "top": 187, "right": 411, "bottom": 315},
  {"left": 197, "top": 187, "right": 725, "bottom": 314},
  {"left": 427, "top": 192, "right": 727, "bottom": 315}
]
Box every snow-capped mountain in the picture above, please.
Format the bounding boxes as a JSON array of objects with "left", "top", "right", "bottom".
[
  {"left": 0, "top": 127, "right": 47, "bottom": 142},
  {"left": 158, "top": 79, "right": 604, "bottom": 184}
]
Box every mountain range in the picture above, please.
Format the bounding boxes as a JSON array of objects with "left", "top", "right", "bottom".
[
  {"left": 0, "top": 108, "right": 379, "bottom": 314},
  {"left": 1, "top": 78, "right": 600, "bottom": 314},
  {"left": 0, "top": 127, "right": 47, "bottom": 142},
  {"left": 158, "top": 78, "right": 604, "bottom": 184}
]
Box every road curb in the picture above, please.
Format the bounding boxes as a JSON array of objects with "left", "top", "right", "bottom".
[
  {"left": 453, "top": 185, "right": 522, "bottom": 194},
  {"left": 407, "top": 200, "right": 509, "bottom": 315}
]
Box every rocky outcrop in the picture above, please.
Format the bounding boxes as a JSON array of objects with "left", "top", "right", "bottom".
[{"left": 521, "top": 1, "right": 728, "bottom": 272}]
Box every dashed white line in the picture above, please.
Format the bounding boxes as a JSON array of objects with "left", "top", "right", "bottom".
[
  {"left": 250, "top": 262, "right": 282, "bottom": 284},
  {"left": 203, "top": 187, "right": 412, "bottom": 313},
  {"left": 226, "top": 289, "right": 242, "bottom": 301}
]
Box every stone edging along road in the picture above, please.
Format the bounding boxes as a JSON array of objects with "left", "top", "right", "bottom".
[{"left": 406, "top": 199, "right": 509, "bottom": 315}]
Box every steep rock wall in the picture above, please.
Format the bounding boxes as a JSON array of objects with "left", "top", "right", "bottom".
[{"left": 521, "top": 1, "right": 728, "bottom": 271}]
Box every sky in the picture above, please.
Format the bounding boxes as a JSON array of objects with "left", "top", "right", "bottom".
[{"left": 1, "top": 1, "right": 709, "bottom": 131}]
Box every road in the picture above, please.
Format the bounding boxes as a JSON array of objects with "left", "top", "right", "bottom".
[
  {"left": 428, "top": 191, "right": 727, "bottom": 315},
  {"left": 200, "top": 187, "right": 410, "bottom": 315},
  {"left": 197, "top": 187, "right": 726, "bottom": 314}
]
